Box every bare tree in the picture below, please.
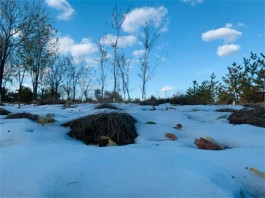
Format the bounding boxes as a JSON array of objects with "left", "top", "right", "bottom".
[
  {"left": 138, "top": 22, "right": 161, "bottom": 100},
  {"left": 72, "top": 60, "right": 86, "bottom": 101},
  {"left": 22, "top": 3, "right": 57, "bottom": 101},
  {"left": 0, "top": 0, "right": 32, "bottom": 101},
  {"left": 109, "top": 5, "right": 130, "bottom": 101},
  {"left": 97, "top": 42, "right": 108, "bottom": 101},
  {"left": 62, "top": 57, "right": 86, "bottom": 101},
  {"left": 62, "top": 56, "right": 73, "bottom": 100},
  {"left": 2, "top": 58, "right": 16, "bottom": 89},
  {"left": 79, "top": 76, "right": 93, "bottom": 102},
  {"left": 11, "top": 50, "right": 29, "bottom": 108},
  {"left": 117, "top": 51, "right": 131, "bottom": 101},
  {"left": 45, "top": 55, "right": 68, "bottom": 100}
]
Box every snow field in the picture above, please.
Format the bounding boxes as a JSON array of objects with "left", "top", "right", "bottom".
[{"left": 0, "top": 103, "right": 264, "bottom": 197}]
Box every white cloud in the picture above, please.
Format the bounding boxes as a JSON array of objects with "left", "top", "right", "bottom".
[
  {"left": 154, "top": 53, "right": 168, "bottom": 62},
  {"left": 225, "top": 23, "right": 233, "bottom": 28},
  {"left": 237, "top": 22, "right": 248, "bottom": 28},
  {"left": 160, "top": 85, "right": 175, "bottom": 92},
  {"left": 122, "top": 6, "right": 168, "bottom": 33},
  {"left": 216, "top": 44, "right": 240, "bottom": 57},
  {"left": 180, "top": 0, "right": 204, "bottom": 6},
  {"left": 100, "top": 34, "right": 137, "bottom": 48},
  {"left": 45, "top": 0, "right": 74, "bottom": 20},
  {"left": 58, "top": 36, "right": 97, "bottom": 58},
  {"left": 132, "top": 49, "right": 145, "bottom": 58},
  {"left": 202, "top": 27, "right": 242, "bottom": 43},
  {"left": 12, "top": 29, "right": 21, "bottom": 38}
]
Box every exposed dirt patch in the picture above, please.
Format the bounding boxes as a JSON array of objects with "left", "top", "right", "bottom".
[
  {"left": 228, "top": 105, "right": 265, "bottom": 128},
  {"left": 95, "top": 103, "right": 122, "bottom": 110},
  {"left": 0, "top": 108, "right": 10, "bottom": 115},
  {"left": 6, "top": 112, "right": 39, "bottom": 121},
  {"left": 216, "top": 108, "right": 238, "bottom": 113},
  {"left": 62, "top": 112, "right": 138, "bottom": 146}
]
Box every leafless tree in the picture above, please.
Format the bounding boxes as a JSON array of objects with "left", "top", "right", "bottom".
[
  {"left": 62, "top": 56, "right": 73, "bottom": 100},
  {"left": 10, "top": 51, "right": 28, "bottom": 108},
  {"left": 45, "top": 55, "right": 68, "bottom": 100},
  {"left": 79, "top": 77, "right": 93, "bottom": 102},
  {"left": 117, "top": 52, "right": 131, "bottom": 101},
  {"left": 23, "top": 3, "right": 57, "bottom": 101},
  {"left": 138, "top": 22, "right": 161, "bottom": 100},
  {"left": 72, "top": 60, "right": 86, "bottom": 101},
  {"left": 2, "top": 59, "right": 16, "bottom": 89},
  {"left": 62, "top": 57, "right": 86, "bottom": 101},
  {"left": 0, "top": 0, "right": 32, "bottom": 101},
  {"left": 97, "top": 42, "right": 108, "bottom": 101},
  {"left": 109, "top": 5, "right": 130, "bottom": 101}
]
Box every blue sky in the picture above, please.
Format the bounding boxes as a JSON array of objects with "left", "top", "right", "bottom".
[{"left": 45, "top": 0, "right": 264, "bottom": 99}]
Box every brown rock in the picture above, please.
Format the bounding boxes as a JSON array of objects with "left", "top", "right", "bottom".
[
  {"left": 194, "top": 138, "right": 224, "bottom": 150},
  {"left": 165, "top": 133, "right": 177, "bottom": 140}
]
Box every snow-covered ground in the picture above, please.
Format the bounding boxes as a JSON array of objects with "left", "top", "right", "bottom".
[{"left": 0, "top": 103, "right": 264, "bottom": 198}]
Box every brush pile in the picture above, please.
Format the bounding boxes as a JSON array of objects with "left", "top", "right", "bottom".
[
  {"left": 228, "top": 105, "right": 265, "bottom": 128},
  {"left": 62, "top": 112, "right": 138, "bottom": 146}
]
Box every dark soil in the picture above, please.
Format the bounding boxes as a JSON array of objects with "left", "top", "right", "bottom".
[
  {"left": 95, "top": 103, "right": 121, "bottom": 110},
  {"left": 62, "top": 112, "right": 138, "bottom": 145},
  {"left": 6, "top": 112, "right": 39, "bottom": 121},
  {"left": 0, "top": 108, "right": 10, "bottom": 115},
  {"left": 216, "top": 108, "right": 238, "bottom": 113},
  {"left": 228, "top": 105, "right": 265, "bottom": 128}
]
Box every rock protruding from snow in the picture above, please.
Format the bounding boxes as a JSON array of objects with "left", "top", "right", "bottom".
[
  {"left": 194, "top": 137, "right": 224, "bottom": 150},
  {"left": 165, "top": 133, "right": 177, "bottom": 140}
]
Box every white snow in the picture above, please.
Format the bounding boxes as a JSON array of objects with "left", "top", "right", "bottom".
[{"left": 0, "top": 103, "right": 264, "bottom": 198}]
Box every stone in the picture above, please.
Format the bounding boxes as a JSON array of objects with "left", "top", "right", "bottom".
[
  {"left": 194, "top": 137, "right": 224, "bottom": 150},
  {"left": 165, "top": 133, "right": 177, "bottom": 140},
  {"left": 173, "top": 124, "right": 182, "bottom": 129}
]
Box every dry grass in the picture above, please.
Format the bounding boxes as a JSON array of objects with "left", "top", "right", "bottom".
[
  {"left": 62, "top": 112, "right": 137, "bottom": 146},
  {"left": 0, "top": 108, "right": 10, "bottom": 115},
  {"left": 228, "top": 105, "right": 265, "bottom": 128},
  {"left": 95, "top": 103, "right": 122, "bottom": 110},
  {"left": 6, "top": 112, "right": 39, "bottom": 121}
]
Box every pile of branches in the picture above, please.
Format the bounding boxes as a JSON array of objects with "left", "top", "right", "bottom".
[
  {"left": 62, "top": 112, "right": 138, "bottom": 146},
  {"left": 0, "top": 108, "right": 10, "bottom": 115},
  {"left": 228, "top": 105, "right": 265, "bottom": 128},
  {"left": 95, "top": 103, "right": 121, "bottom": 110},
  {"left": 6, "top": 112, "right": 39, "bottom": 121}
]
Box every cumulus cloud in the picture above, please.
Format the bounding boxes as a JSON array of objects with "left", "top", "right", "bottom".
[
  {"left": 216, "top": 44, "right": 240, "bottom": 57},
  {"left": 45, "top": 0, "right": 74, "bottom": 20},
  {"left": 58, "top": 36, "right": 97, "bottom": 58},
  {"left": 122, "top": 6, "right": 168, "bottom": 33},
  {"left": 202, "top": 27, "right": 242, "bottom": 43},
  {"left": 100, "top": 34, "right": 137, "bottom": 48},
  {"left": 225, "top": 23, "right": 233, "bottom": 28},
  {"left": 237, "top": 22, "right": 248, "bottom": 28},
  {"left": 132, "top": 49, "right": 145, "bottom": 58},
  {"left": 12, "top": 29, "right": 21, "bottom": 39},
  {"left": 160, "top": 85, "right": 175, "bottom": 92},
  {"left": 180, "top": 0, "right": 204, "bottom": 6}
]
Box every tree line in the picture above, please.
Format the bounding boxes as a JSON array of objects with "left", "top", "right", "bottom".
[
  {"left": 1, "top": 1, "right": 163, "bottom": 105},
  {"left": 1, "top": 1, "right": 264, "bottom": 105},
  {"left": 151, "top": 52, "right": 264, "bottom": 105}
]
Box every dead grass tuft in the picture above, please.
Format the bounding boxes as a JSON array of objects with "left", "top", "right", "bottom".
[
  {"left": 6, "top": 112, "right": 39, "bottom": 121},
  {"left": 62, "top": 112, "right": 137, "bottom": 146}
]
